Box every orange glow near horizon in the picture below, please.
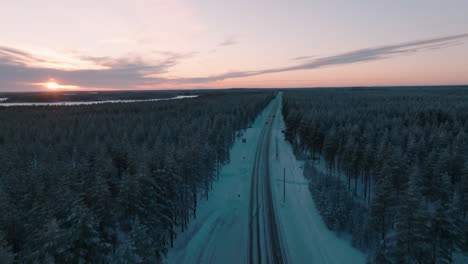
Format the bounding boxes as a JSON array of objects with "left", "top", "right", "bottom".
[
  {"left": 45, "top": 81, "right": 60, "bottom": 90},
  {"left": 34, "top": 79, "right": 80, "bottom": 90}
]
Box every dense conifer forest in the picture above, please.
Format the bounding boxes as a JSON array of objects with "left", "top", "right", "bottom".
[
  {"left": 0, "top": 90, "right": 188, "bottom": 103},
  {"left": 282, "top": 87, "right": 468, "bottom": 263},
  {"left": 0, "top": 91, "right": 274, "bottom": 263}
]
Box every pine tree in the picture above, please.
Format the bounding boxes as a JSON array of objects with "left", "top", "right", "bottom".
[
  {"left": 421, "top": 149, "right": 438, "bottom": 204},
  {"left": 430, "top": 190, "right": 460, "bottom": 263},
  {"left": 131, "top": 217, "right": 158, "bottom": 263},
  {"left": 369, "top": 242, "right": 392, "bottom": 264},
  {"left": 390, "top": 169, "right": 431, "bottom": 263},
  {"left": 458, "top": 162, "right": 468, "bottom": 222},
  {"left": 323, "top": 127, "right": 338, "bottom": 175},
  {"left": 59, "top": 202, "right": 110, "bottom": 263},
  {"left": 435, "top": 151, "right": 452, "bottom": 199},
  {"left": 118, "top": 170, "right": 141, "bottom": 226},
  {"left": 0, "top": 231, "right": 14, "bottom": 264},
  {"left": 31, "top": 218, "right": 62, "bottom": 264},
  {"left": 461, "top": 219, "right": 468, "bottom": 256},
  {"left": 370, "top": 175, "right": 394, "bottom": 249},
  {"left": 113, "top": 235, "right": 141, "bottom": 264}
]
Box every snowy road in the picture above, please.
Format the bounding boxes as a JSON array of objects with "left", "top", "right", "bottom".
[
  {"left": 248, "top": 96, "right": 286, "bottom": 264},
  {"left": 165, "top": 93, "right": 365, "bottom": 264}
]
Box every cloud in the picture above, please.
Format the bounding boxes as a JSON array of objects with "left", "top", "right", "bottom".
[
  {"left": 0, "top": 32, "right": 467, "bottom": 91},
  {"left": 0, "top": 47, "right": 190, "bottom": 90},
  {"left": 0, "top": 46, "right": 52, "bottom": 66},
  {"left": 292, "top": 55, "right": 314, "bottom": 61},
  {"left": 218, "top": 37, "right": 237, "bottom": 47},
  {"left": 180, "top": 32, "right": 468, "bottom": 83}
]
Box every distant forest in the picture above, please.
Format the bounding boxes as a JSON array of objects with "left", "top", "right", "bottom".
[
  {"left": 0, "top": 91, "right": 274, "bottom": 263},
  {"left": 0, "top": 90, "right": 185, "bottom": 103},
  {"left": 282, "top": 87, "right": 468, "bottom": 264}
]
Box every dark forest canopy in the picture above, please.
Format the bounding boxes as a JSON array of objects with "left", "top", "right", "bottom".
[
  {"left": 0, "top": 90, "right": 181, "bottom": 103},
  {"left": 0, "top": 88, "right": 274, "bottom": 103},
  {"left": 282, "top": 87, "right": 468, "bottom": 263},
  {"left": 0, "top": 91, "right": 274, "bottom": 263}
]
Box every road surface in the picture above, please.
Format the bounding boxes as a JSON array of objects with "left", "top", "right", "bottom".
[
  {"left": 165, "top": 93, "right": 365, "bottom": 264},
  {"left": 248, "top": 95, "right": 286, "bottom": 264}
]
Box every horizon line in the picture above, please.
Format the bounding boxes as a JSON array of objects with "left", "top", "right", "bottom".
[{"left": 1, "top": 84, "right": 468, "bottom": 94}]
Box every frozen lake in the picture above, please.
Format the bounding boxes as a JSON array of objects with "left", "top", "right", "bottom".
[{"left": 0, "top": 95, "right": 198, "bottom": 107}]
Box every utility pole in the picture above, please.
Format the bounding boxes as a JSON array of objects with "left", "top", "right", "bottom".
[
  {"left": 283, "top": 168, "right": 286, "bottom": 203},
  {"left": 276, "top": 137, "right": 278, "bottom": 159}
]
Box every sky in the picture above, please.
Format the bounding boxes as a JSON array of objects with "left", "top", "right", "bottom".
[{"left": 1, "top": 0, "right": 467, "bottom": 91}]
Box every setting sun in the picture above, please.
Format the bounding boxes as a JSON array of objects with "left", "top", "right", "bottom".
[
  {"left": 34, "top": 79, "right": 79, "bottom": 90},
  {"left": 45, "top": 81, "right": 60, "bottom": 90}
]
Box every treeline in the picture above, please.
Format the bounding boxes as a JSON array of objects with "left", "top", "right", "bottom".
[
  {"left": 0, "top": 91, "right": 274, "bottom": 263},
  {"left": 282, "top": 87, "right": 468, "bottom": 264},
  {"left": 0, "top": 90, "right": 185, "bottom": 103}
]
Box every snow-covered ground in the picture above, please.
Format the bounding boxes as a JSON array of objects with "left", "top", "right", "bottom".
[
  {"left": 165, "top": 94, "right": 365, "bottom": 263},
  {"left": 0, "top": 95, "right": 197, "bottom": 107},
  {"left": 165, "top": 100, "right": 276, "bottom": 264},
  {"left": 268, "top": 96, "right": 365, "bottom": 263}
]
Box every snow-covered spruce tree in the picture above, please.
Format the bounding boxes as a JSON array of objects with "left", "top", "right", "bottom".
[
  {"left": 368, "top": 241, "right": 392, "bottom": 264},
  {"left": 118, "top": 168, "right": 142, "bottom": 230},
  {"left": 59, "top": 201, "right": 110, "bottom": 263},
  {"left": 435, "top": 151, "right": 452, "bottom": 200},
  {"left": 389, "top": 168, "right": 431, "bottom": 264},
  {"left": 153, "top": 166, "right": 180, "bottom": 249},
  {"left": 113, "top": 234, "right": 141, "bottom": 264},
  {"left": 429, "top": 174, "right": 461, "bottom": 264},
  {"left": 130, "top": 217, "right": 159, "bottom": 264},
  {"left": 0, "top": 185, "right": 17, "bottom": 253},
  {"left": 30, "top": 218, "right": 63, "bottom": 264},
  {"left": 323, "top": 126, "right": 338, "bottom": 176},
  {"left": 89, "top": 165, "right": 118, "bottom": 255},
  {"left": 349, "top": 204, "right": 371, "bottom": 250},
  {"left": 0, "top": 231, "right": 14, "bottom": 264},
  {"left": 459, "top": 162, "right": 468, "bottom": 253},
  {"left": 370, "top": 175, "right": 394, "bottom": 249},
  {"left": 361, "top": 142, "right": 375, "bottom": 203},
  {"left": 421, "top": 149, "right": 439, "bottom": 205}
]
